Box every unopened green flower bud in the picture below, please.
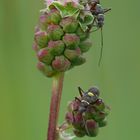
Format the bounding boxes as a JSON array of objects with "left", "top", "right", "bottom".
[
  {"left": 94, "top": 111, "right": 106, "bottom": 122},
  {"left": 48, "top": 40, "right": 65, "bottom": 56},
  {"left": 85, "top": 119, "right": 99, "bottom": 137},
  {"left": 79, "top": 40, "right": 92, "bottom": 53},
  {"left": 64, "top": 48, "right": 81, "bottom": 62},
  {"left": 37, "top": 48, "right": 54, "bottom": 65},
  {"left": 52, "top": 56, "right": 71, "bottom": 72},
  {"left": 35, "top": 31, "right": 49, "bottom": 48},
  {"left": 73, "top": 129, "right": 85, "bottom": 137},
  {"left": 37, "top": 61, "right": 56, "bottom": 77},
  {"left": 72, "top": 56, "right": 86, "bottom": 66},
  {"left": 76, "top": 27, "right": 89, "bottom": 41},
  {"left": 46, "top": 8, "right": 61, "bottom": 24},
  {"left": 63, "top": 34, "right": 80, "bottom": 49},
  {"left": 98, "top": 120, "right": 107, "bottom": 127},
  {"left": 60, "top": 17, "right": 78, "bottom": 33},
  {"left": 47, "top": 24, "right": 64, "bottom": 40}
]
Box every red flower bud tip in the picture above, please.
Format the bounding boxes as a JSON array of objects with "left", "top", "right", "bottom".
[
  {"left": 85, "top": 119, "right": 99, "bottom": 137},
  {"left": 48, "top": 40, "right": 65, "bottom": 56},
  {"left": 60, "top": 17, "right": 78, "bottom": 33},
  {"left": 40, "top": 13, "right": 47, "bottom": 23},
  {"left": 52, "top": 56, "right": 71, "bottom": 72},
  {"left": 47, "top": 24, "right": 64, "bottom": 40},
  {"left": 34, "top": 25, "right": 40, "bottom": 33},
  {"left": 65, "top": 112, "right": 74, "bottom": 124},
  {"left": 46, "top": 8, "right": 61, "bottom": 24},
  {"left": 94, "top": 99, "right": 105, "bottom": 111},
  {"left": 37, "top": 48, "right": 54, "bottom": 65},
  {"left": 35, "top": 31, "right": 49, "bottom": 48},
  {"left": 67, "top": 100, "right": 80, "bottom": 112},
  {"left": 63, "top": 34, "right": 80, "bottom": 49},
  {"left": 32, "top": 42, "right": 39, "bottom": 53},
  {"left": 37, "top": 61, "right": 56, "bottom": 77}
]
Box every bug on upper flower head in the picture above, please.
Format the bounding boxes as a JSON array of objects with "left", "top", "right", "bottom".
[
  {"left": 74, "top": 86, "right": 100, "bottom": 113},
  {"left": 81, "top": 0, "right": 111, "bottom": 66}
]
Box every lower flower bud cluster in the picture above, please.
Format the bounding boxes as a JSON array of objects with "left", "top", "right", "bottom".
[
  {"left": 65, "top": 98, "right": 110, "bottom": 137},
  {"left": 33, "top": 2, "right": 93, "bottom": 77}
]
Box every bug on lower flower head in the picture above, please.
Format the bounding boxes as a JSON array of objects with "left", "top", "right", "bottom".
[
  {"left": 64, "top": 86, "right": 110, "bottom": 137},
  {"left": 75, "top": 86, "right": 100, "bottom": 113},
  {"left": 72, "top": 86, "right": 101, "bottom": 136}
]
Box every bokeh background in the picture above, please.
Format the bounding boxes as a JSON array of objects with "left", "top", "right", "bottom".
[{"left": 0, "top": 0, "right": 140, "bottom": 140}]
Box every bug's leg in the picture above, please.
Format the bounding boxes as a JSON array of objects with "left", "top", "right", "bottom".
[
  {"left": 78, "top": 87, "right": 84, "bottom": 97},
  {"left": 75, "top": 97, "right": 81, "bottom": 102},
  {"left": 103, "top": 8, "right": 111, "bottom": 14},
  {"left": 98, "top": 27, "right": 103, "bottom": 66}
]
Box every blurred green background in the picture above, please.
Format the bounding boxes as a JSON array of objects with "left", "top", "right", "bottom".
[{"left": 0, "top": 0, "right": 140, "bottom": 140}]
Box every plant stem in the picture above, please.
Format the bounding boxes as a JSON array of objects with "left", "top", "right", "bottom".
[{"left": 47, "top": 72, "right": 65, "bottom": 140}]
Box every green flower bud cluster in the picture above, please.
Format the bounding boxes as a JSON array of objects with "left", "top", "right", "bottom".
[
  {"left": 33, "top": 1, "right": 94, "bottom": 77},
  {"left": 65, "top": 98, "right": 110, "bottom": 137}
]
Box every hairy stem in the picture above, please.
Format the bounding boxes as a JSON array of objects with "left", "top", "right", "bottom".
[{"left": 47, "top": 72, "right": 65, "bottom": 140}]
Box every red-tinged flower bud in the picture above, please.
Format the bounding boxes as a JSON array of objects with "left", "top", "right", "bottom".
[
  {"left": 83, "top": 106, "right": 96, "bottom": 120},
  {"left": 98, "top": 120, "right": 107, "bottom": 127},
  {"left": 34, "top": 31, "right": 49, "bottom": 48},
  {"left": 52, "top": 56, "right": 71, "bottom": 72},
  {"left": 64, "top": 47, "right": 81, "bottom": 62},
  {"left": 72, "top": 112, "right": 84, "bottom": 129},
  {"left": 48, "top": 40, "right": 65, "bottom": 56},
  {"left": 73, "top": 129, "right": 85, "bottom": 137},
  {"left": 76, "top": 27, "right": 89, "bottom": 41},
  {"left": 46, "top": 8, "right": 61, "bottom": 24},
  {"left": 85, "top": 119, "right": 99, "bottom": 137},
  {"left": 34, "top": 25, "right": 40, "bottom": 33},
  {"left": 32, "top": 42, "right": 39, "bottom": 53},
  {"left": 60, "top": 17, "right": 78, "bottom": 33},
  {"left": 79, "top": 40, "right": 92, "bottom": 53},
  {"left": 65, "top": 112, "right": 74, "bottom": 124},
  {"left": 39, "top": 13, "right": 48, "bottom": 29},
  {"left": 37, "top": 48, "right": 54, "bottom": 65},
  {"left": 37, "top": 61, "right": 56, "bottom": 77},
  {"left": 47, "top": 24, "right": 64, "bottom": 40},
  {"left": 63, "top": 34, "right": 80, "bottom": 49},
  {"left": 94, "top": 99, "right": 105, "bottom": 111},
  {"left": 67, "top": 100, "right": 80, "bottom": 112}
]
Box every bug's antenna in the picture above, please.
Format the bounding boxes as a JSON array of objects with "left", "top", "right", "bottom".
[
  {"left": 98, "top": 27, "right": 103, "bottom": 67},
  {"left": 78, "top": 87, "right": 84, "bottom": 97}
]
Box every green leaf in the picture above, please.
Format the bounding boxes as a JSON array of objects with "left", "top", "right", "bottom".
[
  {"left": 84, "top": 13, "right": 94, "bottom": 25},
  {"left": 78, "top": 13, "right": 94, "bottom": 32},
  {"left": 49, "top": 1, "right": 83, "bottom": 17}
]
